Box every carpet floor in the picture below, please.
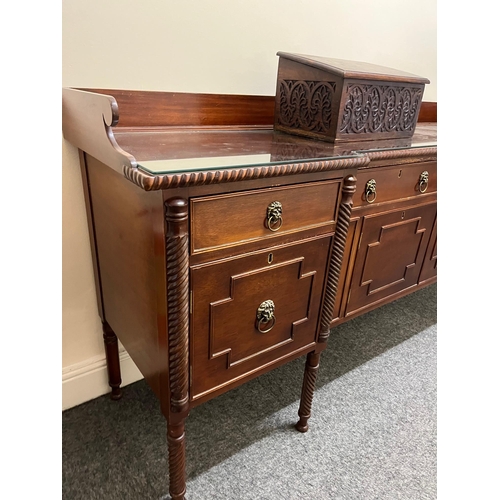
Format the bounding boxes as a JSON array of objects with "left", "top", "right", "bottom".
[{"left": 62, "top": 283, "right": 437, "bottom": 500}]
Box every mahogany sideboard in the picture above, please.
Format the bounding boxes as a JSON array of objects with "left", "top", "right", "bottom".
[{"left": 62, "top": 87, "right": 437, "bottom": 499}]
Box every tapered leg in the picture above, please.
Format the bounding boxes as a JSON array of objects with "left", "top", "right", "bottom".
[
  {"left": 295, "top": 176, "right": 356, "bottom": 432},
  {"left": 102, "top": 321, "right": 122, "bottom": 400},
  {"left": 167, "top": 421, "right": 187, "bottom": 500},
  {"left": 295, "top": 352, "right": 321, "bottom": 433}
]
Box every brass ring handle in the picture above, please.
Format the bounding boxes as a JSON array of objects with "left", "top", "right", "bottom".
[
  {"left": 256, "top": 299, "right": 276, "bottom": 333},
  {"left": 266, "top": 201, "right": 283, "bottom": 232},
  {"left": 267, "top": 215, "right": 283, "bottom": 232},
  {"left": 418, "top": 171, "right": 429, "bottom": 193},
  {"left": 365, "top": 179, "right": 377, "bottom": 204},
  {"left": 257, "top": 316, "right": 276, "bottom": 333}
]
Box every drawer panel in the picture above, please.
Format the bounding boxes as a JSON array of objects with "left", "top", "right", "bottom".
[
  {"left": 190, "top": 180, "right": 341, "bottom": 254},
  {"left": 190, "top": 236, "right": 331, "bottom": 400},
  {"left": 353, "top": 161, "right": 436, "bottom": 207}
]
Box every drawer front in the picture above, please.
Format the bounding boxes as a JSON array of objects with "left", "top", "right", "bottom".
[
  {"left": 190, "top": 236, "right": 331, "bottom": 400},
  {"left": 353, "top": 161, "right": 436, "bottom": 208},
  {"left": 346, "top": 202, "right": 436, "bottom": 316},
  {"left": 190, "top": 180, "right": 341, "bottom": 254}
]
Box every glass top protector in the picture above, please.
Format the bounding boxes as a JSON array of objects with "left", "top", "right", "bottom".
[
  {"left": 137, "top": 152, "right": 360, "bottom": 175},
  {"left": 135, "top": 131, "right": 436, "bottom": 175},
  {"left": 357, "top": 141, "right": 437, "bottom": 153}
]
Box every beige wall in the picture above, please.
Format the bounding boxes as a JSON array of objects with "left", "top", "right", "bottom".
[{"left": 62, "top": 0, "right": 437, "bottom": 408}]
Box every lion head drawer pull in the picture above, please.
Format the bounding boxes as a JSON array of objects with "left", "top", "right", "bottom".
[
  {"left": 364, "top": 179, "right": 377, "bottom": 204},
  {"left": 265, "top": 201, "right": 283, "bottom": 231},
  {"left": 418, "top": 171, "right": 429, "bottom": 193},
  {"left": 256, "top": 299, "right": 276, "bottom": 333}
]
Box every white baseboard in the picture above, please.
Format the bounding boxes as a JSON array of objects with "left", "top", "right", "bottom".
[{"left": 62, "top": 349, "right": 143, "bottom": 411}]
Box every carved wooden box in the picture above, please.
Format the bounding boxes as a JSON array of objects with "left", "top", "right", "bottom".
[{"left": 274, "top": 52, "right": 429, "bottom": 143}]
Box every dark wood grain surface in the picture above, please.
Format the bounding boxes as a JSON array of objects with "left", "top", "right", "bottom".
[
  {"left": 318, "top": 175, "right": 356, "bottom": 342},
  {"left": 66, "top": 87, "right": 438, "bottom": 500},
  {"left": 416, "top": 102, "right": 437, "bottom": 123},
  {"left": 353, "top": 161, "right": 437, "bottom": 207},
  {"left": 76, "top": 88, "right": 435, "bottom": 130},
  {"left": 330, "top": 183, "right": 437, "bottom": 329},
  {"left": 276, "top": 52, "right": 430, "bottom": 83},
  {"left": 190, "top": 235, "right": 331, "bottom": 401},
  {"left": 63, "top": 89, "right": 136, "bottom": 174},
  {"left": 78, "top": 88, "right": 275, "bottom": 128},
  {"left": 419, "top": 213, "right": 437, "bottom": 284},
  {"left": 190, "top": 179, "right": 341, "bottom": 256},
  {"left": 85, "top": 154, "right": 165, "bottom": 399},
  {"left": 112, "top": 124, "right": 436, "bottom": 163},
  {"left": 273, "top": 54, "right": 428, "bottom": 143},
  {"left": 346, "top": 201, "right": 436, "bottom": 316}
]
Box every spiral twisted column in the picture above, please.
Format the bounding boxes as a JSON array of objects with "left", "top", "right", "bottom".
[
  {"left": 165, "top": 197, "right": 190, "bottom": 500},
  {"left": 296, "top": 175, "right": 356, "bottom": 433},
  {"left": 318, "top": 175, "right": 356, "bottom": 342}
]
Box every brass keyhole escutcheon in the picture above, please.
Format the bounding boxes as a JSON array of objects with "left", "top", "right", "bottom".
[
  {"left": 365, "top": 179, "right": 377, "bottom": 204},
  {"left": 265, "top": 201, "right": 283, "bottom": 231},
  {"left": 418, "top": 171, "right": 429, "bottom": 193},
  {"left": 398, "top": 169, "right": 403, "bottom": 178},
  {"left": 256, "top": 300, "right": 276, "bottom": 333},
  {"left": 268, "top": 253, "right": 273, "bottom": 264},
  {"left": 401, "top": 211, "right": 405, "bottom": 219}
]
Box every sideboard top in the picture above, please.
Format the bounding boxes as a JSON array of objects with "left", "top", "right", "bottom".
[
  {"left": 121, "top": 126, "right": 436, "bottom": 175},
  {"left": 62, "top": 87, "right": 436, "bottom": 191}
]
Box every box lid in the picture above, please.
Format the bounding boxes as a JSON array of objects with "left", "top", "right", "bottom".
[{"left": 277, "top": 52, "right": 430, "bottom": 84}]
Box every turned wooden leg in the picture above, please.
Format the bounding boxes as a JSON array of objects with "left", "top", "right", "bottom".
[
  {"left": 296, "top": 352, "right": 321, "bottom": 433},
  {"left": 295, "top": 177, "right": 355, "bottom": 432},
  {"left": 163, "top": 198, "right": 190, "bottom": 499},
  {"left": 167, "top": 420, "right": 187, "bottom": 500},
  {"left": 102, "top": 321, "right": 122, "bottom": 400}
]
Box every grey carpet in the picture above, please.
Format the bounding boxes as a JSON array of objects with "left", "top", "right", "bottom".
[{"left": 62, "top": 283, "right": 437, "bottom": 500}]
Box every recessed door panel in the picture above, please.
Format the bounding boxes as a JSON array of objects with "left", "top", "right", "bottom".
[
  {"left": 346, "top": 202, "right": 436, "bottom": 315},
  {"left": 190, "top": 236, "right": 331, "bottom": 400}
]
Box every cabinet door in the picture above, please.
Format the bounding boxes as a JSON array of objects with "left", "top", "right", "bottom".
[
  {"left": 419, "top": 214, "right": 437, "bottom": 283},
  {"left": 346, "top": 202, "right": 436, "bottom": 316},
  {"left": 190, "top": 236, "right": 331, "bottom": 401}
]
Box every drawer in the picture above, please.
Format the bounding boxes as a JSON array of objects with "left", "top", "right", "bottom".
[
  {"left": 353, "top": 161, "right": 436, "bottom": 208},
  {"left": 190, "top": 179, "right": 341, "bottom": 254},
  {"left": 190, "top": 236, "right": 331, "bottom": 400}
]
